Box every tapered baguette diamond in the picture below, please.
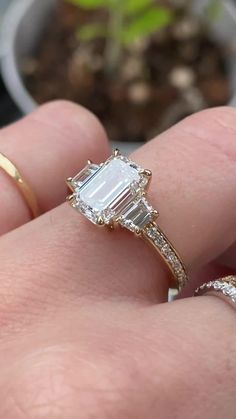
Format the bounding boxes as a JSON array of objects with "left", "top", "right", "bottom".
[
  {"left": 120, "top": 199, "right": 154, "bottom": 232},
  {"left": 72, "top": 164, "right": 99, "bottom": 188}
]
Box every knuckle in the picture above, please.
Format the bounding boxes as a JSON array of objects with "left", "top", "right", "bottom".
[
  {"left": 2, "top": 347, "right": 97, "bottom": 419},
  {"left": 1, "top": 309, "right": 236, "bottom": 419},
  {"left": 181, "top": 106, "right": 236, "bottom": 164},
  {"left": 30, "top": 100, "right": 109, "bottom": 152},
  {"left": 1, "top": 344, "right": 138, "bottom": 419},
  {"left": 151, "top": 314, "right": 236, "bottom": 417}
]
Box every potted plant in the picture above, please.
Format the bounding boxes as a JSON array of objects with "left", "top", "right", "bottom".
[{"left": 1, "top": 0, "right": 236, "bottom": 149}]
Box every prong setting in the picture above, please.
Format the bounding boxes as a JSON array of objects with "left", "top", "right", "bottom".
[
  {"left": 66, "top": 194, "right": 75, "bottom": 203},
  {"left": 152, "top": 209, "right": 159, "bottom": 219},
  {"left": 140, "top": 169, "right": 152, "bottom": 178},
  {"left": 97, "top": 216, "right": 105, "bottom": 226},
  {"left": 113, "top": 148, "right": 121, "bottom": 157},
  {"left": 66, "top": 177, "right": 73, "bottom": 190},
  {"left": 135, "top": 227, "right": 142, "bottom": 236}
]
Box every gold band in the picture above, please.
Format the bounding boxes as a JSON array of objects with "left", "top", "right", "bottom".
[{"left": 0, "top": 152, "right": 40, "bottom": 219}]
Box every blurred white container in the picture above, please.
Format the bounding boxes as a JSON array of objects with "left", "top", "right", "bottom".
[
  {"left": 1, "top": 0, "right": 55, "bottom": 114},
  {"left": 1, "top": 0, "right": 236, "bottom": 152}
]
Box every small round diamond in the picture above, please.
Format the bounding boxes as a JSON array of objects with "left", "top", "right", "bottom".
[
  {"left": 194, "top": 277, "right": 236, "bottom": 305},
  {"left": 143, "top": 223, "right": 188, "bottom": 290},
  {"left": 213, "top": 281, "right": 221, "bottom": 290},
  {"left": 147, "top": 227, "right": 157, "bottom": 239}
]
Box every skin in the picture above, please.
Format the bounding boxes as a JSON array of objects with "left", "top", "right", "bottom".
[{"left": 0, "top": 101, "right": 235, "bottom": 418}]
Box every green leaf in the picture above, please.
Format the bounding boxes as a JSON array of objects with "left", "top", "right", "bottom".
[
  {"left": 121, "top": 0, "right": 154, "bottom": 16},
  {"left": 205, "top": 0, "right": 222, "bottom": 21},
  {"left": 77, "top": 23, "right": 108, "bottom": 40},
  {"left": 121, "top": 7, "right": 173, "bottom": 45},
  {"left": 67, "top": 0, "right": 108, "bottom": 10}
]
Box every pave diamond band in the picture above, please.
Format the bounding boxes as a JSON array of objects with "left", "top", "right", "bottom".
[
  {"left": 195, "top": 276, "right": 236, "bottom": 305},
  {"left": 66, "top": 149, "right": 188, "bottom": 290},
  {"left": 144, "top": 223, "right": 188, "bottom": 290}
]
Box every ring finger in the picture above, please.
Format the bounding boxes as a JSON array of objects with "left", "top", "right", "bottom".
[{"left": 0, "top": 107, "right": 235, "bottom": 318}]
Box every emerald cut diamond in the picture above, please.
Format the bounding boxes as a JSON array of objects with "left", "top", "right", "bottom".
[{"left": 71, "top": 153, "right": 150, "bottom": 227}]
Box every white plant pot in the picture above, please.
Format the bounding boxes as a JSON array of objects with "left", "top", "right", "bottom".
[{"left": 1, "top": 0, "right": 236, "bottom": 153}]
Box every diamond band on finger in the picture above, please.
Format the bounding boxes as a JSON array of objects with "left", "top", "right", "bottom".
[
  {"left": 195, "top": 276, "right": 236, "bottom": 305},
  {"left": 144, "top": 223, "right": 187, "bottom": 290},
  {"left": 66, "top": 149, "right": 188, "bottom": 290}
]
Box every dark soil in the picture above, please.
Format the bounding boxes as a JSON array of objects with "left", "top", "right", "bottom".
[{"left": 24, "top": 1, "right": 231, "bottom": 142}]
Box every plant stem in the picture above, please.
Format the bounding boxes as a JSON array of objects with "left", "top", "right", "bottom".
[{"left": 104, "top": 3, "right": 123, "bottom": 77}]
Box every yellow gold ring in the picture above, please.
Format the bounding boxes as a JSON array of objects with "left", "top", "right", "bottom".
[
  {"left": 0, "top": 152, "right": 40, "bottom": 219},
  {"left": 66, "top": 149, "right": 188, "bottom": 290}
]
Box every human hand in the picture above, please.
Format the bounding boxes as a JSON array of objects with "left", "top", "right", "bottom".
[{"left": 0, "top": 101, "right": 235, "bottom": 418}]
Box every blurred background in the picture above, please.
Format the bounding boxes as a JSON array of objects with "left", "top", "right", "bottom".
[
  {"left": 0, "top": 0, "right": 21, "bottom": 126},
  {"left": 1, "top": 0, "right": 236, "bottom": 147}
]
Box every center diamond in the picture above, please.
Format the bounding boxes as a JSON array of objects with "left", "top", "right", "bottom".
[{"left": 74, "top": 156, "right": 145, "bottom": 225}]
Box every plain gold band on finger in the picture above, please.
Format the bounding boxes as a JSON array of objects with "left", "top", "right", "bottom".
[{"left": 0, "top": 152, "right": 40, "bottom": 219}]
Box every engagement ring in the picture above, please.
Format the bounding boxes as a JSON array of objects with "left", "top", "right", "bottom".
[{"left": 66, "top": 149, "right": 188, "bottom": 290}]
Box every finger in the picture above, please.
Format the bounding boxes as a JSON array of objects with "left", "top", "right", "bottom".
[
  {"left": 0, "top": 294, "right": 235, "bottom": 418},
  {"left": 218, "top": 242, "right": 236, "bottom": 269},
  {"left": 146, "top": 295, "right": 236, "bottom": 419},
  {"left": 133, "top": 107, "right": 236, "bottom": 267},
  {"left": 131, "top": 106, "right": 236, "bottom": 298},
  {"left": 0, "top": 100, "right": 109, "bottom": 235},
  {"left": 0, "top": 107, "right": 235, "bottom": 314}
]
